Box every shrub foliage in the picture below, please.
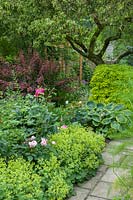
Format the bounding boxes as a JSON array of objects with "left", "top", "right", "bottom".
[{"left": 89, "top": 64, "right": 133, "bottom": 109}]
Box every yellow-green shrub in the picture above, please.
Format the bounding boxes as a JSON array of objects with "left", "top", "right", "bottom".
[
  {"left": 0, "top": 158, "right": 44, "bottom": 200},
  {"left": 0, "top": 125, "right": 105, "bottom": 200},
  {"left": 36, "top": 155, "right": 71, "bottom": 200},
  {"left": 89, "top": 64, "right": 133, "bottom": 109},
  {"left": 49, "top": 125, "right": 105, "bottom": 183}
]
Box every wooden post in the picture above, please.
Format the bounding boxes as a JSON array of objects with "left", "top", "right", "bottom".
[{"left": 79, "top": 54, "right": 83, "bottom": 84}]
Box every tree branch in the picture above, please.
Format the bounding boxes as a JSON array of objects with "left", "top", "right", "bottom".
[
  {"left": 98, "top": 32, "right": 122, "bottom": 57},
  {"left": 106, "top": 49, "right": 133, "bottom": 64},
  {"left": 89, "top": 14, "right": 104, "bottom": 54},
  {"left": 114, "top": 50, "right": 133, "bottom": 63},
  {"left": 66, "top": 36, "right": 88, "bottom": 58},
  {"left": 66, "top": 36, "right": 88, "bottom": 53},
  {"left": 92, "top": 14, "right": 103, "bottom": 29}
]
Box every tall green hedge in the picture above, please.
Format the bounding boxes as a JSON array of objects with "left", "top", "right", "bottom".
[{"left": 89, "top": 64, "right": 133, "bottom": 109}]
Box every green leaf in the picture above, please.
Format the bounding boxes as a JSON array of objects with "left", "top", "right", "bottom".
[
  {"left": 27, "top": 156, "right": 33, "bottom": 161},
  {"left": 92, "top": 115, "right": 101, "bottom": 122},
  {"left": 97, "top": 103, "right": 104, "bottom": 109},
  {"left": 87, "top": 101, "right": 96, "bottom": 109},
  {"left": 92, "top": 120, "right": 99, "bottom": 126},
  {"left": 111, "top": 121, "right": 121, "bottom": 130},
  {"left": 116, "top": 114, "right": 127, "bottom": 123},
  {"left": 102, "top": 118, "right": 111, "bottom": 125},
  {"left": 105, "top": 103, "right": 114, "bottom": 110},
  {"left": 114, "top": 104, "right": 124, "bottom": 111}
]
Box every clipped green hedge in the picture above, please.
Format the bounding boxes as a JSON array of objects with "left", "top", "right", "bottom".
[
  {"left": 89, "top": 64, "right": 133, "bottom": 109},
  {"left": 0, "top": 125, "right": 105, "bottom": 200}
]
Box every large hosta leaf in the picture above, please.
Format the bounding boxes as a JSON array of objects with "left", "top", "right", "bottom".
[
  {"left": 92, "top": 120, "right": 99, "bottom": 126},
  {"left": 102, "top": 118, "right": 111, "bottom": 125},
  {"left": 87, "top": 101, "right": 96, "bottom": 109},
  {"left": 97, "top": 103, "right": 104, "bottom": 110},
  {"left": 116, "top": 114, "right": 127, "bottom": 123},
  {"left": 92, "top": 115, "right": 101, "bottom": 122},
  {"left": 114, "top": 104, "right": 124, "bottom": 111},
  {"left": 111, "top": 121, "right": 121, "bottom": 130}
]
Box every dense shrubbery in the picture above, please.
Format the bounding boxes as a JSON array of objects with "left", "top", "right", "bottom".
[
  {"left": 89, "top": 64, "right": 133, "bottom": 109},
  {"left": 0, "top": 92, "right": 58, "bottom": 161},
  {"left": 0, "top": 125, "right": 105, "bottom": 200},
  {"left": 0, "top": 158, "right": 44, "bottom": 200},
  {"left": 0, "top": 51, "right": 89, "bottom": 105},
  {"left": 50, "top": 125, "right": 105, "bottom": 182},
  {"left": 0, "top": 61, "right": 132, "bottom": 199}
]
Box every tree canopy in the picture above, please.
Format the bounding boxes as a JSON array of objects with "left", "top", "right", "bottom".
[{"left": 0, "top": 0, "right": 133, "bottom": 65}]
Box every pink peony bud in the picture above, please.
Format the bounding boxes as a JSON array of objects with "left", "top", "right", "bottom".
[
  {"left": 41, "top": 138, "right": 47, "bottom": 146},
  {"left": 61, "top": 125, "right": 67, "bottom": 129},
  {"left": 34, "top": 88, "right": 45, "bottom": 97},
  {"left": 29, "top": 140, "right": 37, "bottom": 148},
  {"left": 30, "top": 136, "right": 36, "bottom": 140}
]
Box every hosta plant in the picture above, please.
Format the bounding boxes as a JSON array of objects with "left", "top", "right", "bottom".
[{"left": 72, "top": 101, "right": 132, "bottom": 138}]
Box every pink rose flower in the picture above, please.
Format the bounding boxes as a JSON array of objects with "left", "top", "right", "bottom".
[
  {"left": 41, "top": 138, "right": 47, "bottom": 146},
  {"left": 61, "top": 125, "right": 67, "bottom": 129},
  {"left": 34, "top": 88, "right": 45, "bottom": 97},
  {"left": 29, "top": 140, "right": 37, "bottom": 148}
]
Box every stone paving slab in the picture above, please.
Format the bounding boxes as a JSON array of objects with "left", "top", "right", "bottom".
[
  {"left": 101, "top": 168, "right": 129, "bottom": 183},
  {"left": 79, "top": 171, "right": 103, "bottom": 190},
  {"left": 102, "top": 151, "right": 124, "bottom": 166},
  {"left": 121, "top": 155, "right": 133, "bottom": 168},
  {"left": 98, "top": 165, "right": 108, "bottom": 173},
  {"left": 68, "top": 187, "right": 90, "bottom": 200},
  {"left": 87, "top": 196, "right": 107, "bottom": 200},
  {"left": 91, "top": 181, "right": 119, "bottom": 199}
]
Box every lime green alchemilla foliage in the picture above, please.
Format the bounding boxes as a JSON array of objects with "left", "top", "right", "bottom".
[
  {"left": 0, "top": 0, "right": 132, "bottom": 65},
  {"left": 89, "top": 64, "right": 133, "bottom": 109},
  {"left": 36, "top": 155, "right": 71, "bottom": 200},
  {"left": 0, "top": 158, "right": 44, "bottom": 200},
  {"left": 0, "top": 125, "right": 105, "bottom": 200},
  {"left": 49, "top": 125, "right": 105, "bottom": 183}
]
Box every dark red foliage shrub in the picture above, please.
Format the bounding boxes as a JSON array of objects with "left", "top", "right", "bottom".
[
  {"left": 0, "top": 50, "right": 59, "bottom": 93},
  {"left": 0, "top": 50, "right": 78, "bottom": 104}
]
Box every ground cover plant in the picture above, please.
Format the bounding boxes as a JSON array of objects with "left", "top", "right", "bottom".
[
  {"left": 72, "top": 101, "right": 131, "bottom": 138},
  {"left": 0, "top": 117, "right": 105, "bottom": 199}
]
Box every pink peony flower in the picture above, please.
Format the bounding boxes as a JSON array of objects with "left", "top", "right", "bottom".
[
  {"left": 29, "top": 140, "right": 37, "bottom": 148},
  {"left": 51, "top": 141, "right": 56, "bottom": 145},
  {"left": 61, "top": 125, "right": 67, "bottom": 129},
  {"left": 30, "top": 135, "right": 36, "bottom": 140},
  {"left": 41, "top": 138, "right": 47, "bottom": 146},
  {"left": 34, "top": 88, "right": 45, "bottom": 97}
]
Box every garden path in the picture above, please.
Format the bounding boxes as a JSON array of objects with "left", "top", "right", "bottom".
[{"left": 68, "top": 140, "right": 133, "bottom": 200}]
